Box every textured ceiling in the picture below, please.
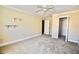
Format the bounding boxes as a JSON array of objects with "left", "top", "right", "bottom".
[{"left": 8, "top": 5, "right": 79, "bottom": 16}]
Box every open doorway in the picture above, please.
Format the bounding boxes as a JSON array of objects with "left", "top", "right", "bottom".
[
  {"left": 42, "top": 20, "right": 44, "bottom": 34},
  {"left": 42, "top": 20, "right": 50, "bottom": 35},
  {"left": 58, "top": 17, "right": 69, "bottom": 41}
]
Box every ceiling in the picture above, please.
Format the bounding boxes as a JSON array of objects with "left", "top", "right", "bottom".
[{"left": 8, "top": 5, "right": 79, "bottom": 16}]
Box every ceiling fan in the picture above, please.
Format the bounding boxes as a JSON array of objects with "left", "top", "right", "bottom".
[{"left": 36, "top": 5, "right": 55, "bottom": 13}]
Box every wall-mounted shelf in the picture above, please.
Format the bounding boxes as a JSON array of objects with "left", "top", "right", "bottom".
[
  {"left": 5, "top": 25, "right": 17, "bottom": 28},
  {"left": 13, "top": 17, "right": 22, "bottom": 22}
]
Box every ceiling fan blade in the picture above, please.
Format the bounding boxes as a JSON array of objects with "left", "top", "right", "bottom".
[
  {"left": 51, "top": 8, "right": 56, "bottom": 12},
  {"left": 36, "top": 9, "right": 43, "bottom": 12},
  {"left": 48, "top": 9, "right": 56, "bottom": 13},
  {"left": 48, "top": 7, "right": 54, "bottom": 9},
  {"left": 37, "top": 5, "right": 51, "bottom": 9},
  {"left": 37, "top": 5, "right": 43, "bottom": 8}
]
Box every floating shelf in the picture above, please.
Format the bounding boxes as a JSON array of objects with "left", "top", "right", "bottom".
[{"left": 5, "top": 25, "right": 17, "bottom": 28}]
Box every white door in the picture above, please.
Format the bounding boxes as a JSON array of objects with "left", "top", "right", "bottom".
[{"left": 44, "top": 20, "right": 49, "bottom": 34}]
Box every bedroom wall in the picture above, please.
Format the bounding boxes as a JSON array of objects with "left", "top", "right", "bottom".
[
  {"left": 0, "top": 6, "right": 2, "bottom": 43},
  {"left": 0, "top": 6, "right": 42, "bottom": 44},
  {"left": 52, "top": 10, "right": 79, "bottom": 43}
]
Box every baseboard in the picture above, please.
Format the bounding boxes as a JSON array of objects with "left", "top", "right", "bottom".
[
  {"left": 0, "top": 33, "right": 41, "bottom": 47},
  {"left": 68, "top": 39, "right": 78, "bottom": 44}
]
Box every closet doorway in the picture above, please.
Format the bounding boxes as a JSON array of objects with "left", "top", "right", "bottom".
[{"left": 58, "top": 17, "right": 69, "bottom": 41}]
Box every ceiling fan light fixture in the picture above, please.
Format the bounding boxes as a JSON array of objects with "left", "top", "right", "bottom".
[
  {"left": 36, "top": 5, "right": 55, "bottom": 17},
  {"left": 43, "top": 9, "right": 47, "bottom": 11}
]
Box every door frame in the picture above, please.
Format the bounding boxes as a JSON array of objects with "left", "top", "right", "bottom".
[{"left": 58, "top": 16, "right": 69, "bottom": 42}]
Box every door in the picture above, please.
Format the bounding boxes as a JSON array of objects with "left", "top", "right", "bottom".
[{"left": 44, "top": 20, "right": 49, "bottom": 34}]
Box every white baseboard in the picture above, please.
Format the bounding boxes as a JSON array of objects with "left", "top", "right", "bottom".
[
  {"left": 0, "top": 33, "right": 41, "bottom": 47},
  {"left": 68, "top": 39, "right": 78, "bottom": 44}
]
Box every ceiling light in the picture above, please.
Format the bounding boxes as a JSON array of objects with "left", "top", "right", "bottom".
[
  {"left": 43, "top": 9, "right": 47, "bottom": 11},
  {"left": 36, "top": 5, "right": 55, "bottom": 17}
]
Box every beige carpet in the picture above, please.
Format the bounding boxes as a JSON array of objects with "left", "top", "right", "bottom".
[{"left": 0, "top": 35, "right": 79, "bottom": 54}]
